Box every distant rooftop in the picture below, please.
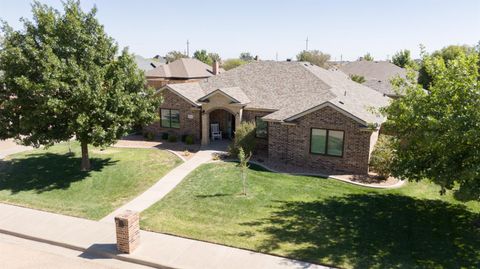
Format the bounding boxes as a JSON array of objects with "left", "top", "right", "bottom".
[
  {"left": 146, "top": 58, "right": 222, "bottom": 79},
  {"left": 134, "top": 55, "right": 165, "bottom": 72},
  {"left": 335, "top": 60, "right": 407, "bottom": 96}
]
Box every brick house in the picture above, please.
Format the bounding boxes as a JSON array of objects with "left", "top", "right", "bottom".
[{"left": 146, "top": 61, "right": 390, "bottom": 175}]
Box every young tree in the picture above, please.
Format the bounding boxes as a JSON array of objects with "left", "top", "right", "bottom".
[
  {"left": 381, "top": 50, "right": 480, "bottom": 198},
  {"left": 0, "top": 1, "right": 160, "bottom": 171},
  {"left": 165, "top": 50, "right": 188, "bottom": 63},
  {"left": 237, "top": 147, "right": 251, "bottom": 196},
  {"left": 222, "top": 58, "right": 247, "bottom": 70},
  {"left": 296, "top": 50, "right": 331, "bottom": 67},
  {"left": 361, "top": 53, "right": 374, "bottom": 61},
  {"left": 193, "top": 49, "right": 212, "bottom": 65},
  {"left": 239, "top": 52, "right": 254, "bottom": 61},
  {"left": 392, "top": 49, "right": 414, "bottom": 68}
]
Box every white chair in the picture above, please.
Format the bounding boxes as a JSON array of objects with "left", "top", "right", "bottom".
[{"left": 211, "top": 123, "right": 222, "bottom": 141}]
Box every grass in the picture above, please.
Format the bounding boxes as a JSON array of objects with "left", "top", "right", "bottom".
[
  {"left": 141, "top": 162, "right": 480, "bottom": 269},
  {"left": 0, "top": 142, "right": 181, "bottom": 220}
]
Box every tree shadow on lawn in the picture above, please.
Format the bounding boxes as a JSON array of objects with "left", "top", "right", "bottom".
[
  {"left": 243, "top": 194, "right": 480, "bottom": 269},
  {"left": 0, "top": 153, "right": 117, "bottom": 194}
]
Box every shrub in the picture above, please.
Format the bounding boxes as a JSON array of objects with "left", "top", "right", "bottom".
[
  {"left": 143, "top": 131, "right": 155, "bottom": 141},
  {"left": 161, "top": 132, "right": 169, "bottom": 140},
  {"left": 229, "top": 121, "right": 256, "bottom": 156},
  {"left": 350, "top": 74, "right": 366, "bottom": 84},
  {"left": 369, "top": 135, "right": 395, "bottom": 179},
  {"left": 181, "top": 134, "right": 188, "bottom": 142},
  {"left": 167, "top": 134, "right": 177, "bottom": 143},
  {"left": 185, "top": 135, "right": 194, "bottom": 145}
]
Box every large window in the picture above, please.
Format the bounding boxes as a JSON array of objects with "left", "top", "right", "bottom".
[
  {"left": 255, "top": 116, "right": 268, "bottom": 138},
  {"left": 310, "top": 128, "right": 344, "bottom": 157},
  {"left": 161, "top": 109, "right": 180, "bottom": 128}
]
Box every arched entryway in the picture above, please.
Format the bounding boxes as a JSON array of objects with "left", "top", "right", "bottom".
[{"left": 208, "top": 109, "right": 236, "bottom": 140}]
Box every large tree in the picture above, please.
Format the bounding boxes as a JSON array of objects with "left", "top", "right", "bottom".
[
  {"left": 222, "top": 58, "right": 246, "bottom": 70},
  {"left": 193, "top": 49, "right": 214, "bottom": 65},
  {"left": 418, "top": 44, "right": 476, "bottom": 89},
  {"left": 0, "top": 1, "right": 160, "bottom": 171},
  {"left": 392, "top": 49, "right": 414, "bottom": 68},
  {"left": 296, "top": 50, "right": 331, "bottom": 68},
  {"left": 382, "top": 50, "right": 480, "bottom": 199}
]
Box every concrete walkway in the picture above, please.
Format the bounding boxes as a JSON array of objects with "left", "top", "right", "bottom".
[
  {"left": 101, "top": 146, "right": 223, "bottom": 223},
  {"left": 0, "top": 139, "right": 32, "bottom": 159},
  {"left": 0, "top": 203, "right": 329, "bottom": 269}
]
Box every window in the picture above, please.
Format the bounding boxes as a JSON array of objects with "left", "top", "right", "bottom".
[
  {"left": 310, "top": 128, "right": 344, "bottom": 157},
  {"left": 161, "top": 109, "right": 180, "bottom": 128},
  {"left": 255, "top": 116, "right": 268, "bottom": 138}
]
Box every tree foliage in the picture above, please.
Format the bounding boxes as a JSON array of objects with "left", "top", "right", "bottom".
[
  {"left": 349, "top": 74, "right": 366, "bottom": 84},
  {"left": 392, "top": 49, "right": 414, "bottom": 68},
  {"left": 296, "top": 50, "right": 331, "bottom": 67},
  {"left": 418, "top": 45, "right": 477, "bottom": 89},
  {"left": 229, "top": 121, "right": 256, "bottom": 156},
  {"left": 193, "top": 49, "right": 212, "bottom": 65},
  {"left": 222, "top": 58, "right": 247, "bottom": 70},
  {"left": 208, "top": 52, "right": 221, "bottom": 63},
  {"left": 165, "top": 50, "right": 188, "bottom": 63},
  {"left": 361, "top": 53, "right": 374, "bottom": 61},
  {"left": 239, "top": 52, "right": 254, "bottom": 61},
  {"left": 381, "top": 50, "right": 480, "bottom": 199},
  {"left": 237, "top": 147, "right": 251, "bottom": 196},
  {"left": 192, "top": 50, "right": 221, "bottom": 65},
  {"left": 0, "top": 1, "right": 160, "bottom": 171},
  {"left": 369, "top": 135, "right": 395, "bottom": 179}
]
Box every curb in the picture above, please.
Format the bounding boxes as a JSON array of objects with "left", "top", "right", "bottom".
[{"left": 0, "top": 228, "right": 174, "bottom": 269}]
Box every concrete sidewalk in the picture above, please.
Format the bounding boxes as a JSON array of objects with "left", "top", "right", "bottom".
[
  {"left": 101, "top": 149, "right": 219, "bottom": 223},
  {"left": 0, "top": 203, "right": 329, "bottom": 269}
]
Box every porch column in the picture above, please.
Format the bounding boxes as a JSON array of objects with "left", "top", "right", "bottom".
[
  {"left": 201, "top": 112, "right": 209, "bottom": 145},
  {"left": 235, "top": 108, "right": 243, "bottom": 131}
]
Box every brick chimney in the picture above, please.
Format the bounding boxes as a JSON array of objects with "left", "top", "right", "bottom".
[{"left": 212, "top": 60, "right": 220, "bottom": 75}]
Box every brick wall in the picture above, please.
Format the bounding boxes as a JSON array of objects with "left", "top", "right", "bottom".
[
  {"left": 268, "top": 106, "right": 372, "bottom": 174},
  {"left": 144, "top": 89, "right": 201, "bottom": 142}
]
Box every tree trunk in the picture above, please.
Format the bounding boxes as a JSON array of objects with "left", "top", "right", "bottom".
[{"left": 81, "top": 141, "right": 91, "bottom": 171}]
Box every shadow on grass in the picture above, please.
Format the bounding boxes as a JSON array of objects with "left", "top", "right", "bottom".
[
  {"left": 243, "top": 194, "right": 480, "bottom": 268},
  {"left": 0, "top": 152, "right": 116, "bottom": 194}
]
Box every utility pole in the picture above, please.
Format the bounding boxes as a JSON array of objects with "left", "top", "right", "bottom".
[
  {"left": 305, "top": 36, "right": 309, "bottom": 51},
  {"left": 186, "top": 39, "right": 190, "bottom": 57}
]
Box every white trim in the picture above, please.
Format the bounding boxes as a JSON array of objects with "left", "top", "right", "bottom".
[
  {"left": 198, "top": 89, "right": 249, "bottom": 105},
  {"left": 285, "top": 102, "right": 367, "bottom": 126},
  {"left": 243, "top": 107, "right": 277, "bottom": 112}
]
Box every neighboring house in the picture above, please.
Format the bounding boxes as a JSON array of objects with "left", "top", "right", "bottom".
[
  {"left": 336, "top": 60, "right": 407, "bottom": 97},
  {"left": 145, "top": 58, "right": 222, "bottom": 89},
  {"left": 146, "top": 61, "right": 389, "bottom": 175},
  {"left": 134, "top": 55, "right": 165, "bottom": 72}
]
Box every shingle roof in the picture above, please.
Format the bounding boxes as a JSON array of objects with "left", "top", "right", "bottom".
[
  {"left": 146, "top": 58, "right": 218, "bottom": 79},
  {"left": 134, "top": 55, "right": 164, "bottom": 72},
  {"left": 337, "top": 60, "right": 407, "bottom": 96},
  {"left": 198, "top": 87, "right": 251, "bottom": 104},
  {"left": 166, "top": 61, "right": 390, "bottom": 126}
]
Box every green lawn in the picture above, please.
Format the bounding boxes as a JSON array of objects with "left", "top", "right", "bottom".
[
  {"left": 0, "top": 142, "right": 181, "bottom": 220},
  {"left": 141, "top": 162, "right": 480, "bottom": 269}
]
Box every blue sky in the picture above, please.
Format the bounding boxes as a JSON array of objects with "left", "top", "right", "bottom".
[{"left": 1, "top": 0, "right": 479, "bottom": 60}]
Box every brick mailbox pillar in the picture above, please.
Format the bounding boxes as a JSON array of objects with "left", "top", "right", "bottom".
[{"left": 115, "top": 210, "right": 140, "bottom": 253}]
